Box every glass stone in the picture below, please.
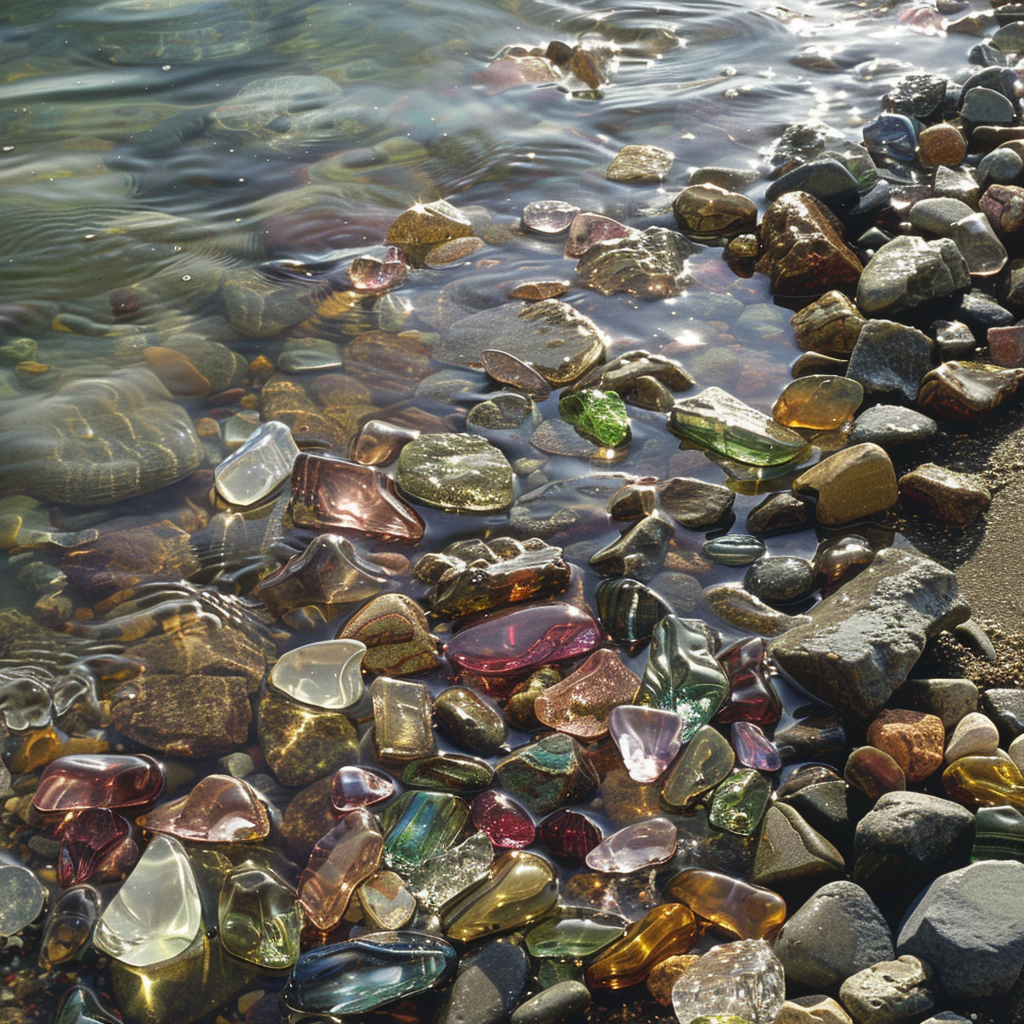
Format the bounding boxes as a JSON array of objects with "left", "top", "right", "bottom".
[
  {"left": 845, "top": 745, "right": 905, "bottom": 800},
  {"left": 944, "top": 755, "right": 1024, "bottom": 811},
  {"left": 446, "top": 602, "right": 603, "bottom": 677},
  {"left": 772, "top": 375, "right": 864, "bottom": 431},
  {"left": 349, "top": 246, "right": 409, "bottom": 292},
  {"left": 559, "top": 389, "right": 630, "bottom": 448},
  {"left": 481, "top": 349, "right": 552, "bottom": 399},
  {"left": 435, "top": 687, "right": 508, "bottom": 756},
  {"left": 40, "top": 886, "right": 101, "bottom": 968},
  {"left": 382, "top": 791, "right": 471, "bottom": 870},
  {"left": 708, "top": 770, "right": 771, "bottom": 837},
  {"left": 93, "top": 835, "right": 202, "bottom": 967},
  {"left": 214, "top": 421, "right": 298, "bottom": 507},
  {"left": 669, "top": 387, "right": 811, "bottom": 467},
  {"left": 52, "top": 987, "right": 121, "bottom": 1024},
  {"left": 352, "top": 419, "right": 420, "bottom": 467},
  {"left": 732, "top": 723, "right": 782, "bottom": 772},
  {"left": 496, "top": 733, "right": 600, "bottom": 815},
  {"left": 639, "top": 616, "right": 729, "bottom": 741},
  {"left": 0, "top": 862, "right": 45, "bottom": 937},
  {"left": 525, "top": 909, "right": 627, "bottom": 959},
  {"left": 396, "top": 433, "right": 514, "bottom": 513},
  {"left": 472, "top": 791, "right": 536, "bottom": 850},
  {"left": 586, "top": 903, "right": 697, "bottom": 990},
  {"left": 58, "top": 808, "right": 136, "bottom": 887},
  {"left": 535, "top": 648, "right": 641, "bottom": 739},
  {"left": 701, "top": 535, "right": 767, "bottom": 567},
  {"left": 289, "top": 453, "right": 425, "bottom": 544},
  {"left": 136, "top": 775, "right": 269, "bottom": 844},
  {"left": 219, "top": 863, "right": 301, "bottom": 969},
  {"left": 330, "top": 766, "right": 395, "bottom": 813},
  {"left": 371, "top": 676, "right": 436, "bottom": 762},
  {"left": 596, "top": 578, "right": 671, "bottom": 650},
  {"left": 972, "top": 805, "right": 1024, "bottom": 863},
  {"left": 538, "top": 808, "right": 604, "bottom": 864},
  {"left": 523, "top": 200, "right": 581, "bottom": 234},
  {"left": 662, "top": 725, "right": 736, "bottom": 810},
  {"left": 671, "top": 939, "right": 785, "bottom": 1024},
  {"left": 441, "top": 850, "right": 558, "bottom": 943},
  {"left": 585, "top": 817, "right": 677, "bottom": 874},
  {"left": 714, "top": 638, "right": 782, "bottom": 729},
  {"left": 358, "top": 870, "right": 416, "bottom": 930},
  {"left": 284, "top": 932, "right": 458, "bottom": 1016},
  {"left": 609, "top": 705, "right": 684, "bottom": 784},
  {"left": 33, "top": 754, "right": 164, "bottom": 815},
  {"left": 862, "top": 112, "right": 918, "bottom": 162},
  {"left": 403, "top": 831, "right": 495, "bottom": 913},
  {"left": 401, "top": 753, "right": 494, "bottom": 793},
  {"left": 565, "top": 212, "right": 637, "bottom": 257},
  {"left": 298, "top": 808, "right": 384, "bottom": 931},
  {"left": 664, "top": 869, "right": 786, "bottom": 941},
  {"left": 338, "top": 593, "right": 442, "bottom": 677},
  {"left": 269, "top": 639, "right": 366, "bottom": 711}
]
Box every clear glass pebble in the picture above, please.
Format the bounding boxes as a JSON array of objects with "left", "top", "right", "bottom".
[
  {"left": 219, "top": 862, "right": 302, "bottom": 969},
  {"left": 214, "top": 420, "right": 299, "bottom": 507},
  {"left": 268, "top": 639, "right": 366, "bottom": 711},
  {"left": 584, "top": 817, "right": 677, "bottom": 873},
  {"left": 608, "top": 705, "right": 684, "bottom": 783}
]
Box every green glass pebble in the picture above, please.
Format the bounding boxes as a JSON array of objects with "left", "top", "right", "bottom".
[
  {"left": 495, "top": 733, "right": 599, "bottom": 815},
  {"left": 396, "top": 433, "right": 514, "bottom": 513},
  {"left": 525, "top": 910, "right": 627, "bottom": 959},
  {"left": 669, "top": 387, "right": 812, "bottom": 466},
  {"left": 558, "top": 388, "right": 630, "bottom": 448},
  {"left": 535, "top": 960, "right": 586, "bottom": 989},
  {"left": 972, "top": 805, "right": 1024, "bottom": 863},
  {"left": 53, "top": 987, "right": 122, "bottom": 1024},
  {"left": 596, "top": 578, "right": 671, "bottom": 649},
  {"left": 662, "top": 724, "right": 736, "bottom": 810},
  {"left": 708, "top": 770, "right": 772, "bottom": 837},
  {"left": 690, "top": 1017, "right": 754, "bottom": 1024},
  {"left": 219, "top": 863, "right": 301, "bottom": 969},
  {"left": 434, "top": 687, "right": 508, "bottom": 756},
  {"left": 701, "top": 535, "right": 767, "bottom": 566},
  {"left": 401, "top": 754, "right": 495, "bottom": 793},
  {"left": 638, "top": 615, "right": 729, "bottom": 740},
  {"left": 382, "top": 791, "right": 471, "bottom": 870}
]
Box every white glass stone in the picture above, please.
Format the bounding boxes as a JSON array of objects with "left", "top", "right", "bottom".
[
  {"left": 268, "top": 639, "right": 366, "bottom": 711},
  {"left": 93, "top": 835, "right": 202, "bottom": 967},
  {"left": 584, "top": 817, "right": 677, "bottom": 874},
  {"left": 608, "top": 705, "right": 684, "bottom": 783},
  {"left": 214, "top": 420, "right": 299, "bottom": 506}
]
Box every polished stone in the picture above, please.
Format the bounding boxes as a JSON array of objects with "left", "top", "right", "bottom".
[
  {"left": 330, "top": 765, "right": 395, "bottom": 813},
  {"left": 496, "top": 733, "right": 599, "bottom": 814},
  {"left": 732, "top": 722, "right": 782, "bottom": 772},
  {"left": 397, "top": 433, "right": 514, "bottom": 513},
  {"left": 609, "top": 704, "right": 684, "bottom": 783},
  {"left": 585, "top": 817, "right": 677, "bottom": 873},
  {"left": 525, "top": 909, "right": 626, "bottom": 959},
  {"left": 338, "top": 593, "right": 441, "bottom": 676},
  {"left": 268, "top": 639, "right": 366, "bottom": 711},
  {"left": 664, "top": 868, "right": 786, "bottom": 941},
  {"left": 138, "top": 775, "right": 269, "bottom": 844},
  {"left": 219, "top": 863, "right": 301, "bottom": 969},
  {"left": 58, "top": 808, "right": 137, "bottom": 887},
  {"left": 662, "top": 724, "right": 735, "bottom": 810},
  {"left": 707, "top": 770, "right": 771, "bottom": 837},
  {"left": 471, "top": 791, "right": 536, "bottom": 850},
  {"left": 214, "top": 420, "right": 298, "bottom": 507},
  {"left": 39, "top": 886, "right": 101, "bottom": 968},
  {"left": 33, "top": 754, "right": 163, "bottom": 815},
  {"left": 381, "top": 791, "right": 471, "bottom": 869},
  {"left": 371, "top": 676, "right": 436, "bottom": 762},
  {"left": 435, "top": 687, "right": 508, "bottom": 755},
  {"left": 671, "top": 940, "right": 785, "bottom": 1024},
  {"left": 586, "top": 903, "right": 697, "bottom": 990},
  {"left": 535, "top": 648, "right": 641, "bottom": 739}
]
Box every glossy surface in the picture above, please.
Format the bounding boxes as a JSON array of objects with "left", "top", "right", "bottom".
[
  {"left": 214, "top": 420, "right": 298, "bottom": 507},
  {"left": 586, "top": 903, "right": 697, "bottom": 989},
  {"left": 39, "top": 886, "right": 101, "bottom": 968},
  {"left": 330, "top": 766, "right": 395, "bottom": 813},
  {"left": 708, "top": 770, "right": 771, "bottom": 837},
  {"left": 664, "top": 868, "right": 786, "bottom": 940},
  {"left": 382, "top": 791, "right": 471, "bottom": 869},
  {"left": 471, "top": 791, "right": 536, "bottom": 850},
  {"left": 559, "top": 388, "right": 630, "bottom": 448},
  {"left": 219, "top": 864, "right": 302, "bottom": 969},
  {"left": 268, "top": 639, "right": 366, "bottom": 711},
  {"left": 714, "top": 637, "right": 782, "bottom": 728},
  {"left": 525, "top": 909, "right": 627, "bottom": 959},
  {"left": 662, "top": 725, "right": 736, "bottom": 809},
  {"left": 609, "top": 705, "right": 684, "bottom": 784},
  {"left": 137, "top": 775, "right": 269, "bottom": 843},
  {"left": 944, "top": 755, "right": 1024, "bottom": 810},
  {"left": 372, "top": 675, "right": 437, "bottom": 762},
  {"left": 732, "top": 722, "right": 782, "bottom": 772},
  {"left": 496, "top": 733, "right": 600, "bottom": 815},
  {"left": 585, "top": 817, "right": 677, "bottom": 874},
  {"left": 33, "top": 754, "right": 164, "bottom": 814}
]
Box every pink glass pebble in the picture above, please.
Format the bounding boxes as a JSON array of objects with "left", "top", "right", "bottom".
[
  {"left": 349, "top": 246, "right": 409, "bottom": 292},
  {"left": 732, "top": 721, "right": 782, "bottom": 772},
  {"left": 136, "top": 775, "right": 270, "bottom": 844},
  {"left": 584, "top": 817, "right": 677, "bottom": 874},
  {"left": 471, "top": 791, "right": 536, "bottom": 850},
  {"left": 608, "top": 705, "right": 684, "bottom": 784},
  {"left": 57, "top": 808, "right": 138, "bottom": 888},
  {"left": 330, "top": 766, "right": 395, "bottom": 813},
  {"left": 32, "top": 754, "right": 164, "bottom": 815}
]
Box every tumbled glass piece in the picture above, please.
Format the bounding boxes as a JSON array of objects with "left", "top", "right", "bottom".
[
  {"left": 669, "top": 388, "right": 811, "bottom": 467},
  {"left": 52, "top": 986, "right": 121, "bottom": 1024},
  {"left": 972, "top": 805, "right": 1024, "bottom": 863},
  {"left": 382, "top": 791, "right": 470, "bottom": 869},
  {"left": 40, "top": 886, "right": 101, "bottom": 968},
  {"left": 714, "top": 638, "right": 782, "bottom": 729},
  {"left": 596, "top": 578, "right": 671, "bottom": 649},
  {"left": 284, "top": 932, "right": 458, "bottom": 1016},
  {"left": 446, "top": 602, "right": 602, "bottom": 676},
  {"left": 565, "top": 212, "right": 636, "bottom": 257},
  {"left": 372, "top": 676, "right": 436, "bottom": 762},
  {"left": 396, "top": 433, "right": 514, "bottom": 513},
  {"left": 845, "top": 745, "right": 905, "bottom": 799},
  {"left": 944, "top": 755, "right": 1024, "bottom": 811},
  {"left": 435, "top": 687, "right": 508, "bottom": 756},
  {"left": 586, "top": 903, "right": 697, "bottom": 990},
  {"left": 214, "top": 421, "right": 299, "bottom": 507},
  {"left": 732, "top": 723, "right": 782, "bottom": 772},
  {"left": 772, "top": 375, "right": 864, "bottom": 431},
  {"left": 349, "top": 246, "right": 409, "bottom": 292},
  {"left": 526, "top": 909, "right": 626, "bottom": 959},
  {"left": 358, "top": 870, "right": 416, "bottom": 930},
  {"left": 403, "top": 831, "right": 495, "bottom": 913},
  {"left": 481, "top": 349, "right": 552, "bottom": 398},
  {"left": 664, "top": 869, "right": 786, "bottom": 941},
  {"left": 93, "top": 835, "right": 202, "bottom": 967},
  {"left": 708, "top": 770, "right": 771, "bottom": 837},
  {"left": 58, "top": 808, "right": 136, "bottom": 887},
  {"left": 671, "top": 939, "right": 785, "bottom": 1024},
  {"left": 537, "top": 808, "right": 604, "bottom": 864},
  {"left": 523, "top": 200, "right": 581, "bottom": 234},
  {"left": 559, "top": 389, "right": 630, "bottom": 448},
  {"left": 136, "top": 775, "right": 270, "bottom": 844},
  {"left": 609, "top": 705, "right": 685, "bottom": 783},
  {"left": 441, "top": 850, "right": 558, "bottom": 943},
  {"left": 33, "top": 754, "right": 164, "bottom": 815},
  {"left": 535, "top": 648, "right": 641, "bottom": 739},
  {"left": 352, "top": 419, "right": 420, "bottom": 467},
  {"left": 401, "top": 753, "right": 494, "bottom": 793},
  {"left": 219, "top": 863, "right": 301, "bottom": 969},
  {"left": 298, "top": 808, "right": 384, "bottom": 931},
  {"left": 585, "top": 817, "right": 677, "bottom": 873},
  {"left": 496, "top": 733, "right": 600, "bottom": 815},
  {"left": 701, "top": 535, "right": 766, "bottom": 567},
  {"left": 269, "top": 639, "right": 366, "bottom": 711},
  {"left": 662, "top": 724, "right": 737, "bottom": 809},
  {"left": 0, "top": 862, "right": 46, "bottom": 937},
  {"left": 331, "top": 766, "right": 395, "bottom": 813},
  {"left": 472, "top": 791, "right": 536, "bottom": 850},
  {"left": 290, "top": 453, "right": 425, "bottom": 543},
  {"left": 862, "top": 112, "right": 918, "bottom": 162}
]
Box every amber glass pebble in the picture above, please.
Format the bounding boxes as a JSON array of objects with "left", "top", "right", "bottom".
[
  {"left": 585, "top": 903, "right": 697, "bottom": 989},
  {"left": 663, "top": 868, "right": 786, "bottom": 940}
]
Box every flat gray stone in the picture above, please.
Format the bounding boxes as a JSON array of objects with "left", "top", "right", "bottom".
[
  {"left": 839, "top": 956, "right": 935, "bottom": 1024},
  {"left": 849, "top": 406, "right": 938, "bottom": 448},
  {"left": 437, "top": 939, "right": 529, "bottom": 1024},
  {"left": 909, "top": 197, "right": 975, "bottom": 236},
  {"left": 856, "top": 235, "right": 970, "bottom": 318},
  {"left": 510, "top": 981, "right": 591, "bottom": 1024},
  {"left": 846, "top": 320, "right": 933, "bottom": 404}
]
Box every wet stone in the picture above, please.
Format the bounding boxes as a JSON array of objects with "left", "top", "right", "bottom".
[
  {"left": 972, "top": 804, "right": 1024, "bottom": 862},
  {"left": 435, "top": 939, "right": 529, "bottom": 1024},
  {"left": 708, "top": 769, "right": 771, "bottom": 837},
  {"left": 793, "top": 443, "right": 898, "bottom": 527},
  {"left": 866, "top": 709, "right": 945, "bottom": 783},
  {"left": 773, "top": 376, "right": 864, "bottom": 431},
  {"left": 944, "top": 711, "right": 999, "bottom": 763},
  {"left": 508, "top": 280, "right": 570, "bottom": 301},
  {"left": 575, "top": 227, "right": 698, "bottom": 298},
  {"left": 268, "top": 639, "right": 366, "bottom": 711},
  {"left": 258, "top": 691, "right": 358, "bottom": 787},
  {"left": 338, "top": 593, "right": 441, "bottom": 676},
  {"left": 662, "top": 723, "right": 735, "bottom": 809},
  {"left": 586, "top": 903, "right": 697, "bottom": 990},
  {"left": 214, "top": 421, "right": 298, "bottom": 507},
  {"left": 703, "top": 583, "right": 810, "bottom": 637},
  {"left": 674, "top": 184, "right": 758, "bottom": 238},
  {"left": 219, "top": 863, "right": 301, "bottom": 969},
  {"left": 0, "top": 862, "right": 45, "bottom": 937},
  {"left": 566, "top": 349, "right": 694, "bottom": 403},
  {"left": 396, "top": 433, "right": 514, "bottom": 513},
  {"left": 495, "top": 733, "right": 599, "bottom": 814},
  {"left": 472, "top": 791, "right": 535, "bottom": 850},
  {"left": 849, "top": 406, "right": 938, "bottom": 447},
  {"left": 481, "top": 349, "right": 552, "bottom": 398},
  {"left": 371, "top": 676, "right": 436, "bottom": 762},
  {"left": 846, "top": 320, "right": 932, "bottom": 404},
  {"left": 565, "top": 213, "right": 637, "bottom": 257},
  {"left": 522, "top": 200, "right": 581, "bottom": 234},
  {"left": 918, "top": 359, "right": 1024, "bottom": 420},
  {"left": 535, "top": 648, "right": 641, "bottom": 739},
  {"left": 671, "top": 940, "right": 785, "bottom": 1024},
  {"left": 435, "top": 687, "right": 507, "bottom": 755},
  {"left": 917, "top": 124, "right": 967, "bottom": 167},
  {"left": 664, "top": 868, "right": 786, "bottom": 941},
  {"left": 331, "top": 765, "right": 394, "bottom": 812},
  {"left": 702, "top": 535, "right": 766, "bottom": 566},
  {"left": 744, "top": 556, "right": 815, "bottom": 604},
  {"left": 559, "top": 388, "right": 630, "bottom": 448},
  {"left": 510, "top": 981, "right": 592, "bottom": 1024},
  {"left": 856, "top": 235, "right": 970, "bottom": 318},
  {"left": 590, "top": 512, "right": 673, "bottom": 580},
  {"left": 899, "top": 463, "right": 991, "bottom": 526},
  {"left": 791, "top": 291, "right": 866, "bottom": 358},
  {"left": 844, "top": 746, "right": 906, "bottom": 801},
  {"left": 137, "top": 775, "right": 269, "bottom": 844},
  {"left": 751, "top": 803, "right": 845, "bottom": 889},
  {"left": 381, "top": 791, "right": 470, "bottom": 870},
  {"left": 609, "top": 705, "right": 684, "bottom": 783},
  {"left": 386, "top": 198, "right": 473, "bottom": 249},
  {"left": 585, "top": 817, "right": 677, "bottom": 873},
  {"left": 607, "top": 144, "right": 674, "bottom": 183},
  {"left": 774, "top": 710, "right": 846, "bottom": 762},
  {"left": 656, "top": 477, "right": 735, "bottom": 528},
  {"left": 401, "top": 753, "right": 494, "bottom": 792}
]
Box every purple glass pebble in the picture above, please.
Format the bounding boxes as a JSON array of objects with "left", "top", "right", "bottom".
[
  {"left": 732, "top": 721, "right": 782, "bottom": 772},
  {"left": 608, "top": 705, "right": 684, "bottom": 784},
  {"left": 584, "top": 817, "right": 677, "bottom": 874}
]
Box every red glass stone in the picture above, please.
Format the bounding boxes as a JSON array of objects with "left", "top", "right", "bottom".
[
  {"left": 446, "top": 602, "right": 602, "bottom": 677},
  {"left": 289, "top": 453, "right": 425, "bottom": 544},
  {"left": 537, "top": 808, "right": 603, "bottom": 864},
  {"left": 32, "top": 754, "right": 164, "bottom": 815},
  {"left": 330, "top": 766, "right": 395, "bottom": 814},
  {"left": 713, "top": 637, "right": 783, "bottom": 728},
  {"left": 471, "top": 791, "right": 536, "bottom": 850},
  {"left": 57, "top": 809, "right": 138, "bottom": 887}
]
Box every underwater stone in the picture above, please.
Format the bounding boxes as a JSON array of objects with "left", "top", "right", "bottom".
[
  {"left": 559, "top": 388, "right": 630, "bottom": 447},
  {"left": 396, "top": 433, "right": 514, "bottom": 513},
  {"left": 214, "top": 420, "right": 298, "bottom": 507},
  {"left": 496, "top": 733, "right": 599, "bottom": 814},
  {"left": 219, "top": 863, "right": 301, "bottom": 969},
  {"left": 268, "top": 639, "right": 366, "bottom": 711}
]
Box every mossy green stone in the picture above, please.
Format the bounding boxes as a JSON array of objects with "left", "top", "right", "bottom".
[
  {"left": 558, "top": 388, "right": 630, "bottom": 448},
  {"left": 401, "top": 754, "right": 494, "bottom": 793},
  {"left": 708, "top": 770, "right": 771, "bottom": 837},
  {"left": 396, "top": 433, "right": 514, "bottom": 513}
]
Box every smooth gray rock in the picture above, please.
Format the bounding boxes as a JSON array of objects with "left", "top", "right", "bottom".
[
  {"left": 510, "top": 981, "right": 591, "bottom": 1024},
  {"left": 961, "top": 86, "right": 1017, "bottom": 129},
  {"left": 856, "top": 236, "right": 970, "bottom": 317},
  {"left": 771, "top": 548, "right": 970, "bottom": 720},
  {"left": 436, "top": 939, "right": 529, "bottom": 1024},
  {"left": 982, "top": 687, "right": 1024, "bottom": 737},
  {"left": 978, "top": 146, "right": 1024, "bottom": 189},
  {"left": 753, "top": 804, "right": 845, "bottom": 889},
  {"left": 849, "top": 406, "right": 938, "bottom": 447},
  {"left": 765, "top": 158, "right": 860, "bottom": 207},
  {"left": 839, "top": 956, "right": 935, "bottom": 1024},
  {"left": 846, "top": 320, "right": 933, "bottom": 404},
  {"left": 897, "top": 860, "right": 1024, "bottom": 1000},
  {"left": 744, "top": 556, "right": 815, "bottom": 604},
  {"left": 893, "top": 678, "right": 978, "bottom": 729},
  {"left": 773, "top": 881, "right": 894, "bottom": 994},
  {"left": 909, "top": 197, "right": 975, "bottom": 236},
  {"left": 853, "top": 792, "right": 975, "bottom": 892}
]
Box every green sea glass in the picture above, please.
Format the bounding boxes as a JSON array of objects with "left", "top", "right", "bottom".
[
  {"left": 401, "top": 753, "right": 495, "bottom": 793},
  {"left": 53, "top": 986, "right": 122, "bottom": 1024},
  {"left": 382, "top": 791, "right": 471, "bottom": 870},
  {"left": 708, "top": 770, "right": 771, "bottom": 837},
  {"left": 495, "top": 733, "right": 599, "bottom": 815},
  {"left": 525, "top": 909, "right": 627, "bottom": 959},
  {"left": 669, "top": 387, "right": 811, "bottom": 466},
  {"left": 972, "top": 805, "right": 1024, "bottom": 863},
  {"left": 662, "top": 725, "right": 735, "bottom": 809},
  {"left": 219, "top": 863, "right": 301, "bottom": 969},
  {"left": 558, "top": 389, "right": 630, "bottom": 448}
]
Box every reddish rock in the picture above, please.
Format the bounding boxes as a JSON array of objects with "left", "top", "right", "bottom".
[
  {"left": 988, "top": 325, "right": 1024, "bottom": 367},
  {"left": 867, "top": 709, "right": 945, "bottom": 783}
]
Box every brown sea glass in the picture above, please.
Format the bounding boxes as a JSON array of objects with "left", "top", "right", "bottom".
[
  {"left": 330, "top": 766, "right": 395, "bottom": 813},
  {"left": 371, "top": 676, "right": 437, "bottom": 762},
  {"left": 58, "top": 809, "right": 138, "bottom": 888},
  {"left": 289, "top": 453, "right": 425, "bottom": 543},
  {"left": 351, "top": 420, "right": 420, "bottom": 466},
  {"left": 32, "top": 754, "right": 164, "bottom": 815},
  {"left": 714, "top": 637, "right": 782, "bottom": 728},
  {"left": 534, "top": 649, "right": 641, "bottom": 739},
  {"left": 136, "top": 775, "right": 270, "bottom": 843},
  {"left": 585, "top": 903, "right": 697, "bottom": 989},
  {"left": 664, "top": 868, "right": 786, "bottom": 941}
]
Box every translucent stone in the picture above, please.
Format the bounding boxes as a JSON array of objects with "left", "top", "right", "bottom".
[
  {"left": 403, "top": 831, "right": 495, "bottom": 913},
  {"left": 596, "top": 578, "right": 671, "bottom": 650},
  {"left": 701, "top": 535, "right": 766, "bottom": 567},
  {"left": 845, "top": 745, "right": 906, "bottom": 799},
  {"left": 435, "top": 687, "right": 508, "bottom": 756},
  {"left": 664, "top": 869, "right": 786, "bottom": 941},
  {"left": 609, "top": 705, "right": 684, "bottom": 783},
  {"left": 330, "top": 765, "right": 395, "bottom": 813},
  {"left": 525, "top": 909, "right": 627, "bottom": 959},
  {"left": 772, "top": 375, "right": 864, "bottom": 431},
  {"left": 481, "top": 349, "right": 552, "bottom": 399},
  {"left": 137, "top": 775, "right": 270, "bottom": 843},
  {"left": 662, "top": 725, "right": 735, "bottom": 810},
  {"left": 472, "top": 791, "right": 536, "bottom": 850},
  {"left": 944, "top": 754, "right": 1024, "bottom": 811},
  {"left": 219, "top": 863, "right": 301, "bottom": 969},
  {"left": 396, "top": 433, "right": 514, "bottom": 513},
  {"left": 535, "top": 649, "right": 641, "bottom": 740},
  {"left": 708, "top": 770, "right": 771, "bottom": 837},
  {"left": 669, "top": 387, "right": 811, "bottom": 467},
  {"left": 446, "top": 601, "right": 603, "bottom": 677},
  {"left": 52, "top": 987, "right": 121, "bottom": 1024},
  {"left": 371, "top": 676, "right": 436, "bottom": 762},
  {"left": 39, "top": 886, "right": 101, "bottom": 968},
  {"left": 268, "top": 639, "right": 366, "bottom": 711},
  {"left": 58, "top": 808, "right": 137, "bottom": 886},
  {"left": 358, "top": 870, "right": 416, "bottom": 930},
  {"left": 732, "top": 723, "right": 782, "bottom": 772},
  {"left": 402, "top": 753, "right": 494, "bottom": 793},
  {"left": 586, "top": 904, "right": 697, "bottom": 990},
  {"left": 559, "top": 389, "right": 630, "bottom": 448},
  {"left": 496, "top": 733, "right": 600, "bottom": 815},
  {"left": 0, "top": 862, "right": 45, "bottom": 937},
  {"left": 538, "top": 808, "right": 604, "bottom": 864},
  {"left": 352, "top": 419, "right": 419, "bottom": 467},
  {"left": 32, "top": 753, "right": 163, "bottom": 814},
  {"left": 298, "top": 808, "right": 384, "bottom": 931},
  {"left": 523, "top": 200, "right": 581, "bottom": 234},
  {"left": 585, "top": 817, "right": 677, "bottom": 873},
  {"left": 382, "top": 791, "right": 471, "bottom": 869},
  {"left": 441, "top": 850, "right": 558, "bottom": 943},
  {"left": 289, "top": 452, "right": 425, "bottom": 543},
  {"left": 214, "top": 421, "right": 298, "bottom": 507},
  {"left": 93, "top": 835, "right": 202, "bottom": 967},
  {"left": 565, "top": 212, "right": 636, "bottom": 257},
  {"left": 714, "top": 638, "right": 782, "bottom": 729},
  {"left": 284, "top": 932, "right": 458, "bottom": 1016},
  {"left": 671, "top": 939, "right": 785, "bottom": 1024},
  {"left": 349, "top": 246, "right": 409, "bottom": 292}
]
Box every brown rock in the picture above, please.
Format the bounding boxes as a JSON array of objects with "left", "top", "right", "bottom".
[
  {"left": 844, "top": 746, "right": 906, "bottom": 800},
  {"left": 673, "top": 184, "right": 757, "bottom": 237},
  {"left": 608, "top": 145, "right": 674, "bottom": 184},
  {"left": 780, "top": 995, "right": 853, "bottom": 1024},
  {"left": 898, "top": 463, "right": 992, "bottom": 526},
  {"left": 280, "top": 775, "right": 338, "bottom": 861},
  {"left": 385, "top": 199, "right": 473, "bottom": 249},
  {"left": 982, "top": 183, "right": 1024, "bottom": 236},
  {"left": 746, "top": 492, "right": 811, "bottom": 535},
  {"left": 917, "top": 360, "right": 1024, "bottom": 421},
  {"left": 917, "top": 124, "right": 967, "bottom": 168},
  {"left": 791, "top": 291, "right": 866, "bottom": 357},
  {"left": 337, "top": 593, "right": 441, "bottom": 676},
  {"left": 646, "top": 954, "right": 701, "bottom": 1006},
  {"left": 793, "top": 443, "right": 898, "bottom": 526},
  {"left": 866, "top": 708, "right": 945, "bottom": 782}
]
